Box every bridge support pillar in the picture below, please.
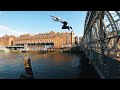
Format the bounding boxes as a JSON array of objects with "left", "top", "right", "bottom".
[{"left": 99, "top": 11, "right": 105, "bottom": 65}]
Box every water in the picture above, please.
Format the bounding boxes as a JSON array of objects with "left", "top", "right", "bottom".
[{"left": 0, "top": 51, "right": 82, "bottom": 79}]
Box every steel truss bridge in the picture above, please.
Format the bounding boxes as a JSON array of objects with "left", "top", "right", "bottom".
[{"left": 80, "top": 11, "right": 120, "bottom": 79}]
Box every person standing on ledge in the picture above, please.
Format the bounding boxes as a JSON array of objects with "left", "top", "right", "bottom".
[{"left": 50, "top": 15, "right": 72, "bottom": 31}]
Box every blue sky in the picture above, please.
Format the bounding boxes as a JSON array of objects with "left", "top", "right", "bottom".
[{"left": 0, "top": 11, "right": 87, "bottom": 37}]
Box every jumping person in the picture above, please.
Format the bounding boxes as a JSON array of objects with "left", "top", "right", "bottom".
[{"left": 50, "top": 15, "right": 72, "bottom": 30}]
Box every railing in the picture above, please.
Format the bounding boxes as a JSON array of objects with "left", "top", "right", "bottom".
[{"left": 80, "top": 11, "right": 120, "bottom": 79}]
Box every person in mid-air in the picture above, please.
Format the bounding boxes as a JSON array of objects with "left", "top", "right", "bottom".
[{"left": 50, "top": 15, "right": 72, "bottom": 30}]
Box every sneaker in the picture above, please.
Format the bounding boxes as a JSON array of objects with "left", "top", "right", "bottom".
[
  {"left": 68, "top": 27, "right": 70, "bottom": 30},
  {"left": 70, "top": 26, "right": 72, "bottom": 29}
]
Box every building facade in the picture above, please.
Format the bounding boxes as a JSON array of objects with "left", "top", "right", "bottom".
[
  {"left": 79, "top": 37, "right": 82, "bottom": 45},
  {"left": 0, "top": 31, "right": 75, "bottom": 49},
  {"left": 0, "top": 35, "right": 15, "bottom": 46},
  {"left": 74, "top": 36, "right": 78, "bottom": 46}
]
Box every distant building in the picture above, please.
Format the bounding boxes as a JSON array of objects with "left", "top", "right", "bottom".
[
  {"left": 0, "top": 34, "right": 15, "bottom": 46},
  {"left": 79, "top": 37, "right": 82, "bottom": 44},
  {"left": 74, "top": 36, "right": 78, "bottom": 46},
  {"left": 0, "top": 31, "right": 75, "bottom": 49}
]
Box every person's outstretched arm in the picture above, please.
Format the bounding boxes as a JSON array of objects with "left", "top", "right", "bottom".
[{"left": 50, "top": 15, "right": 64, "bottom": 23}]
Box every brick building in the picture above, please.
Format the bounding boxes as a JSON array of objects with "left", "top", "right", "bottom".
[
  {"left": 0, "top": 34, "right": 15, "bottom": 46},
  {"left": 0, "top": 31, "right": 75, "bottom": 49}
]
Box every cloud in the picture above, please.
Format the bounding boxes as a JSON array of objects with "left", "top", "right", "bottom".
[
  {"left": 0, "top": 25, "right": 28, "bottom": 37},
  {"left": 0, "top": 25, "right": 8, "bottom": 29}
]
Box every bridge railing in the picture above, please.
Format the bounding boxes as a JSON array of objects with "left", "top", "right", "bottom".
[{"left": 80, "top": 11, "right": 120, "bottom": 79}]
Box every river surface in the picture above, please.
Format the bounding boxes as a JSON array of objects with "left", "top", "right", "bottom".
[{"left": 0, "top": 51, "right": 83, "bottom": 79}]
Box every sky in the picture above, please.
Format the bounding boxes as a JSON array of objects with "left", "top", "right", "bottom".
[{"left": 0, "top": 11, "right": 87, "bottom": 37}]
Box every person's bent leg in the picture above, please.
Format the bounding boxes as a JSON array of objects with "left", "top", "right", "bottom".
[{"left": 62, "top": 25, "right": 70, "bottom": 30}]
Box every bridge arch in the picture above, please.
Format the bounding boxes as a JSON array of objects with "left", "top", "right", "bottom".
[{"left": 80, "top": 11, "right": 120, "bottom": 79}]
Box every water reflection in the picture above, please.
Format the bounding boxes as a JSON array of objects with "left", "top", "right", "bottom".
[
  {"left": 0, "top": 52, "right": 81, "bottom": 79},
  {"left": 72, "top": 56, "right": 81, "bottom": 67}
]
